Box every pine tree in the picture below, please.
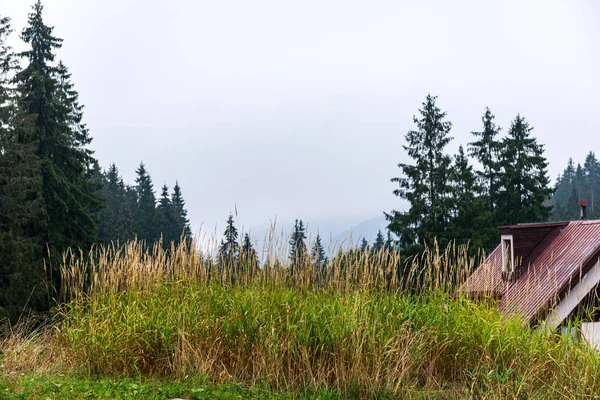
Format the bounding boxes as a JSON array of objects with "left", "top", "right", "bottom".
[
  {"left": 311, "top": 233, "right": 327, "bottom": 278},
  {"left": 171, "top": 181, "right": 192, "bottom": 246},
  {"left": 240, "top": 233, "right": 259, "bottom": 278},
  {"left": 0, "top": 14, "right": 46, "bottom": 319},
  {"left": 558, "top": 159, "right": 576, "bottom": 203},
  {"left": 218, "top": 214, "right": 239, "bottom": 274},
  {"left": 289, "top": 219, "right": 307, "bottom": 276},
  {"left": 371, "top": 230, "right": 385, "bottom": 253},
  {"left": 551, "top": 158, "right": 576, "bottom": 221},
  {"left": 116, "top": 186, "right": 137, "bottom": 242},
  {"left": 385, "top": 230, "right": 395, "bottom": 251},
  {"left": 496, "top": 115, "right": 553, "bottom": 225},
  {"left": 552, "top": 154, "right": 600, "bottom": 221},
  {"left": 154, "top": 184, "right": 175, "bottom": 248},
  {"left": 97, "top": 163, "right": 125, "bottom": 244},
  {"left": 450, "top": 145, "right": 494, "bottom": 251},
  {"left": 574, "top": 163, "right": 586, "bottom": 200},
  {"left": 566, "top": 184, "right": 580, "bottom": 221},
  {"left": 359, "top": 237, "right": 369, "bottom": 252},
  {"left": 386, "top": 94, "right": 454, "bottom": 253},
  {"left": 468, "top": 107, "right": 502, "bottom": 214},
  {"left": 16, "top": 1, "right": 101, "bottom": 294},
  {"left": 584, "top": 152, "right": 600, "bottom": 218},
  {"left": 134, "top": 162, "right": 156, "bottom": 246}
]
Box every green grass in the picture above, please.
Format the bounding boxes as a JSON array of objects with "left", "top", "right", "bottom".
[
  {"left": 31, "top": 285, "right": 600, "bottom": 398},
  {"left": 3, "top": 241, "right": 600, "bottom": 399},
  {"left": 0, "top": 374, "right": 345, "bottom": 399}
]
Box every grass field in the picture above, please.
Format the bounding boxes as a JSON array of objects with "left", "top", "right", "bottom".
[
  {"left": 0, "top": 374, "right": 352, "bottom": 399},
  {"left": 2, "top": 240, "right": 600, "bottom": 399}
]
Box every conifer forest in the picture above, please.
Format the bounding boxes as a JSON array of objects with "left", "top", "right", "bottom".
[
  {"left": 0, "top": 2, "right": 591, "bottom": 321},
  {"left": 3, "top": 2, "right": 600, "bottom": 398}
]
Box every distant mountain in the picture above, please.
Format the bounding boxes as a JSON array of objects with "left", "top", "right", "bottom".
[{"left": 331, "top": 215, "right": 389, "bottom": 248}]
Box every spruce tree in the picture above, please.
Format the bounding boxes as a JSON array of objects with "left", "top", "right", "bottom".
[
  {"left": 371, "top": 230, "right": 385, "bottom": 253},
  {"left": 289, "top": 219, "right": 307, "bottom": 276},
  {"left": 468, "top": 107, "right": 502, "bottom": 214},
  {"left": 16, "top": 1, "right": 101, "bottom": 292},
  {"left": 575, "top": 163, "right": 586, "bottom": 200},
  {"left": 584, "top": 152, "right": 599, "bottom": 218},
  {"left": 134, "top": 162, "right": 157, "bottom": 246},
  {"left": 241, "top": 233, "right": 259, "bottom": 277},
  {"left": 496, "top": 115, "right": 552, "bottom": 225},
  {"left": 154, "top": 184, "right": 175, "bottom": 248},
  {"left": 171, "top": 181, "right": 192, "bottom": 246},
  {"left": 116, "top": 186, "right": 137, "bottom": 242},
  {"left": 552, "top": 154, "right": 600, "bottom": 221},
  {"left": 385, "top": 229, "right": 395, "bottom": 251},
  {"left": 218, "top": 214, "right": 239, "bottom": 273},
  {"left": 566, "top": 184, "right": 581, "bottom": 220},
  {"left": 0, "top": 14, "right": 46, "bottom": 319},
  {"left": 386, "top": 94, "right": 454, "bottom": 253},
  {"left": 450, "top": 145, "right": 493, "bottom": 251},
  {"left": 97, "top": 163, "right": 126, "bottom": 244},
  {"left": 551, "top": 158, "right": 576, "bottom": 221},
  {"left": 559, "top": 159, "right": 576, "bottom": 202},
  {"left": 311, "top": 233, "right": 327, "bottom": 278},
  {"left": 359, "top": 237, "right": 369, "bottom": 252}
]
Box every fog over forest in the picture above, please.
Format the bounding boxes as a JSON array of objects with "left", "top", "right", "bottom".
[{"left": 3, "top": 0, "right": 599, "bottom": 239}]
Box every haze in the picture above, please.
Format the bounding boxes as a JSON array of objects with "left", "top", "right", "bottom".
[{"left": 3, "top": 0, "right": 600, "bottom": 238}]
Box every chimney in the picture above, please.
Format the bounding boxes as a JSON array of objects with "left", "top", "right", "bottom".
[{"left": 580, "top": 200, "right": 588, "bottom": 220}]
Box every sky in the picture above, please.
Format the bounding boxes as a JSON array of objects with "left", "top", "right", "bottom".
[{"left": 2, "top": 0, "right": 600, "bottom": 240}]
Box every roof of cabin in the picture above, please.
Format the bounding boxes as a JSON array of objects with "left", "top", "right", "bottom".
[{"left": 459, "top": 220, "right": 600, "bottom": 324}]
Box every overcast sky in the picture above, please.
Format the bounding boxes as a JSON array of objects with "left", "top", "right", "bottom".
[{"left": 3, "top": 0, "right": 600, "bottom": 238}]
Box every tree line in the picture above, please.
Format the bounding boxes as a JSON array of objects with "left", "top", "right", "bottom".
[
  {"left": 550, "top": 153, "right": 600, "bottom": 221},
  {"left": 0, "top": 2, "right": 587, "bottom": 321},
  {"left": 386, "top": 95, "right": 553, "bottom": 256},
  {"left": 215, "top": 216, "right": 327, "bottom": 284},
  {"left": 203, "top": 95, "right": 581, "bottom": 285},
  {"left": 0, "top": 3, "right": 191, "bottom": 321},
  {"left": 94, "top": 162, "right": 192, "bottom": 249}
]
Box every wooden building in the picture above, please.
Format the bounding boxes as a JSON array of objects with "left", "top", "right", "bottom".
[{"left": 459, "top": 211, "right": 600, "bottom": 349}]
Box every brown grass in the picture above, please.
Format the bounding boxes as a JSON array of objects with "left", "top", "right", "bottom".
[{"left": 1, "top": 237, "right": 600, "bottom": 398}]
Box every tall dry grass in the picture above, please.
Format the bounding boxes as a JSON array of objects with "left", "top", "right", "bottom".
[
  {"left": 59, "top": 237, "right": 476, "bottom": 301},
  {"left": 3, "top": 236, "right": 600, "bottom": 398}
]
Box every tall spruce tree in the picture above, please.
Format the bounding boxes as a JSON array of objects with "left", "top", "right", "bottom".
[
  {"left": 386, "top": 94, "right": 454, "bottom": 252},
  {"left": 450, "top": 145, "right": 493, "bottom": 251},
  {"left": 0, "top": 14, "right": 46, "bottom": 319},
  {"left": 134, "top": 162, "right": 157, "bottom": 246},
  {"left": 496, "top": 115, "right": 552, "bottom": 225},
  {"left": 468, "top": 107, "right": 502, "bottom": 214},
  {"left": 16, "top": 1, "right": 101, "bottom": 294}
]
